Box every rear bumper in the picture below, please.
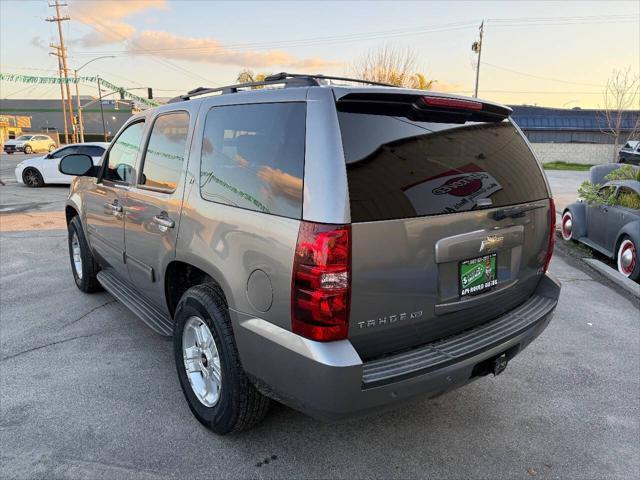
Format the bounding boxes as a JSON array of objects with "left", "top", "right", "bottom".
[{"left": 234, "top": 272, "right": 561, "bottom": 421}]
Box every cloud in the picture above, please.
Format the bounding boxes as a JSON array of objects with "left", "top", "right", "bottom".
[
  {"left": 68, "top": 0, "right": 338, "bottom": 69},
  {"left": 30, "top": 36, "right": 45, "bottom": 49},
  {"left": 71, "top": 0, "right": 167, "bottom": 46},
  {"left": 128, "top": 31, "right": 341, "bottom": 69}
]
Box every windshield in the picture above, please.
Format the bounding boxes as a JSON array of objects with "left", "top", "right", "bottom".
[{"left": 16, "top": 135, "right": 33, "bottom": 141}]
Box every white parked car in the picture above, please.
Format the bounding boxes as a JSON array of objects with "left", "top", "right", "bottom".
[{"left": 15, "top": 142, "right": 108, "bottom": 187}]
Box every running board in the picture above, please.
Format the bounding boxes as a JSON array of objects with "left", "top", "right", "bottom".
[{"left": 97, "top": 269, "right": 173, "bottom": 337}]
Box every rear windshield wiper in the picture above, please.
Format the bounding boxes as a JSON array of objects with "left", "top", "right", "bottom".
[{"left": 492, "top": 203, "right": 545, "bottom": 221}]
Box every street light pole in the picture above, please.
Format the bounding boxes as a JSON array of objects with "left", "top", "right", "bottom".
[
  {"left": 73, "top": 55, "right": 114, "bottom": 143},
  {"left": 97, "top": 75, "right": 107, "bottom": 141}
]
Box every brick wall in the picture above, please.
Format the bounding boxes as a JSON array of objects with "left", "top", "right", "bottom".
[{"left": 530, "top": 143, "right": 617, "bottom": 165}]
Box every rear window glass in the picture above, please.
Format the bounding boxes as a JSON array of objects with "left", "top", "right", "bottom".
[
  {"left": 338, "top": 112, "right": 549, "bottom": 222},
  {"left": 200, "top": 102, "right": 305, "bottom": 219}
]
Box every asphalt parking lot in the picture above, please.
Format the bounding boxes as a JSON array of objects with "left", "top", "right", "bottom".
[{"left": 1, "top": 153, "right": 638, "bottom": 479}]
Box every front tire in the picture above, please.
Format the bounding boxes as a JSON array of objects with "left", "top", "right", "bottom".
[
  {"left": 617, "top": 236, "right": 639, "bottom": 281},
  {"left": 173, "top": 284, "right": 270, "bottom": 434},
  {"left": 48, "top": 144, "right": 56, "bottom": 152},
  {"left": 23, "top": 145, "right": 32, "bottom": 154},
  {"left": 561, "top": 211, "right": 574, "bottom": 241},
  {"left": 68, "top": 216, "right": 103, "bottom": 292},
  {"left": 22, "top": 168, "right": 44, "bottom": 187}
]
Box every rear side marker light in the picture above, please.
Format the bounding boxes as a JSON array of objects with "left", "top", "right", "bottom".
[
  {"left": 292, "top": 222, "right": 351, "bottom": 342},
  {"left": 421, "top": 96, "right": 483, "bottom": 110}
]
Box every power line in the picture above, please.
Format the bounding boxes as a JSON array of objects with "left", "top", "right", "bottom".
[
  {"left": 80, "top": 13, "right": 220, "bottom": 86},
  {"left": 70, "top": 14, "right": 638, "bottom": 57},
  {"left": 481, "top": 62, "right": 606, "bottom": 87}
]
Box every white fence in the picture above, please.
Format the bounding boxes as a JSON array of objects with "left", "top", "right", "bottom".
[{"left": 530, "top": 143, "right": 617, "bottom": 165}]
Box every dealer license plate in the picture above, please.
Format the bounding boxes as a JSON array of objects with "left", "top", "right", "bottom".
[{"left": 460, "top": 253, "right": 498, "bottom": 297}]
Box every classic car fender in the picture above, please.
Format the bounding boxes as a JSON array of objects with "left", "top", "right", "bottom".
[
  {"left": 615, "top": 219, "right": 640, "bottom": 252},
  {"left": 563, "top": 201, "right": 587, "bottom": 239}
]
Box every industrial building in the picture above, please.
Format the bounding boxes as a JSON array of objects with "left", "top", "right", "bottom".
[
  {"left": 0, "top": 97, "right": 135, "bottom": 144},
  {"left": 510, "top": 105, "right": 639, "bottom": 144}
]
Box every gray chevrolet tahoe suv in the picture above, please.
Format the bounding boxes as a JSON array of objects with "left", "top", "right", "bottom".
[{"left": 60, "top": 73, "right": 561, "bottom": 434}]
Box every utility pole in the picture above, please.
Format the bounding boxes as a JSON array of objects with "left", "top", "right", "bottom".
[
  {"left": 74, "top": 70, "right": 84, "bottom": 142},
  {"left": 46, "top": 0, "right": 76, "bottom": 143},
  {"left": 472, "top": 20, "right": 484, "bottom": 98},
  {"left": 49, "top": 46, "right": 69, "bottom": 144}
]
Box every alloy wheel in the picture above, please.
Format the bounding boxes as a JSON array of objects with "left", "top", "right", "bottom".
[
  {"left": 182, "top": 316, "right": 222, "bottom": 407},
  {"left": 71, "top": 231, "right": 83, "bottom": 279}
]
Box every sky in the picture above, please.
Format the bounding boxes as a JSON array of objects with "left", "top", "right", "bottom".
[{"left": 0, "top": 0, "right": 638, "bottom": 108}]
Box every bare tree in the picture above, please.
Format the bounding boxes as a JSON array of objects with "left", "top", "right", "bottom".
[
  {"left": 351, "top": 44, "right": 434, "bottom": 89},
  {"left": 601, "top": 67, "right": 640, "bottom": 162}
]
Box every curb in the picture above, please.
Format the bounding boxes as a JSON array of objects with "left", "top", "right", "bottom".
[{"left": 582, "top": 258, "right": 640, "bottom": 299}]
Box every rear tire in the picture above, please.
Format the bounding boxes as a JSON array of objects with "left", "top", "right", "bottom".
[
  {"left": 617, "top": 236, "right": 639, "bottom": 281},
  {"left": 68, "top": 216, "right": 103, "bottom": 293},
  {"left": 22, "top": 168, "right": 44, "bottom": 187},
  {"left": 173, "top": 284, "right": 270, "bottom": 434}
]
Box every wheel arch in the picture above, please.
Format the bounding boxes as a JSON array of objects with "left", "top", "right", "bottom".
[
  {"left": 615, "top": 219, "right": 640, "bottom": 256},
  {"left": 164, "top": 260, "right": 231, "bottom": 317}
]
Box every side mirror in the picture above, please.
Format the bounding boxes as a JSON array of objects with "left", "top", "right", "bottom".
[{"left": 59, "top": 154, "right": 97, "bottom": 177}]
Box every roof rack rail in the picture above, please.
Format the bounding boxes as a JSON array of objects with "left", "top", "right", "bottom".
[
  {"left": 168, "top": 72, "right": 397, "bottom": 103},
  {"left": 263, "top": 72, "right": 397, "bottom": 88}
]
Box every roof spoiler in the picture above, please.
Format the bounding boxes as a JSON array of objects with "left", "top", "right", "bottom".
[{"left": 337, "top": 93, "right": 512, "bottom": 123}]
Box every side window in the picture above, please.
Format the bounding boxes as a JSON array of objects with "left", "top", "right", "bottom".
[
  {"left": 139, "top": 112, "right": 189, "bottom": 192},
  {"left": 52, "top": 147, "right": 75, "bottom": 158},
  {"left": 104, "top": 121, "right": 145, "bottom": 183},
  {"left": 77, "top": 146, "right": 105, "bottom": 157},
  {"left": 199, "top": 103, "right": 305, "bottom": 218},
  {"left": 617, "top": 187, "right": 640, "bottom": 210},
  {"left": 598, "top": 186, "right": 616, "bottom": 198}
]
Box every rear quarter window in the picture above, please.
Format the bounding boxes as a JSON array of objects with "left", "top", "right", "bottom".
[
  {"left": 338, "top": 112, "right": 549, "bottom": 222},
  {"left": 199, "top": 102, "right": 306, "bottom": 219}
]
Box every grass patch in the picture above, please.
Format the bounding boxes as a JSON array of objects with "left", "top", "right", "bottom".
[{"left": 543, "top": 161, "right": 592, "bottom": 171}]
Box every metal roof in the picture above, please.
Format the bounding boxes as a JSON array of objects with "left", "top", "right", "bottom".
[{"left": 510, "top": 105, "right": 640, "bottom": 131}]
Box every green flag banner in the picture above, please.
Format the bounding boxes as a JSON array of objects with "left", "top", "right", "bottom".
[{"left": 0, "top": 72, "right": 160, "bottom": 107}]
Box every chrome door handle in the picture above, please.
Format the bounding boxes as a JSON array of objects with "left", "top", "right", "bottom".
[
  {"left": 153, "top": 214, "right": 175, "bottom": 230},
  {"left": 104, "top": 202, "right": 123, "bottom": 213}
]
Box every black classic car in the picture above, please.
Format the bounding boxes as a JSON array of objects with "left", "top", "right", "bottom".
[
  {"left": 619, "top": 141, "right": 640, "bottom": 165},
  {"left": 562, "top": 180, "right": 640, "bottom": 281}
]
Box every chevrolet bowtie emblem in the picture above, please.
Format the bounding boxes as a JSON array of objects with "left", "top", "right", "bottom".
[{"left": 480, "top": 235, "right": 504, "bottom": 253}]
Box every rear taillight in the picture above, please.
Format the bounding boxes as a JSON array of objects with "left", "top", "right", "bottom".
[
  {"left": 292, "top": 221, "right": 351, "bottom": 341},
  {"left": 543, "top": 198, "right": 556, "bottom": 273},
  {"left": 421, "top": 96, "right": 483, "bottom": 110}
]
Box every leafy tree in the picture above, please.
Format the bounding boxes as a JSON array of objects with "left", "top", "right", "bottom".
[{"left": 236, "top": 70, "right": 271, "bottom": 87}]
